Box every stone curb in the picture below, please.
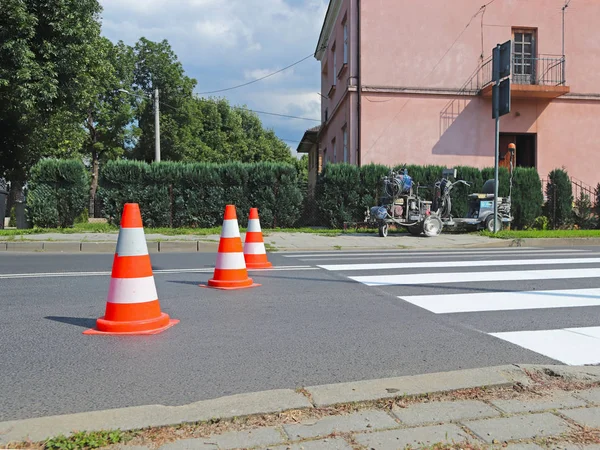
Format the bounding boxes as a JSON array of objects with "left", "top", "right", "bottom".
[
  {"left": 0, "top": 241, "right": 219, "bottom": 253},
  {"left": 3, "top": 364, "right": 599, "bottom": 445},
  {"left": 1, "top": 237, "right": 598, "bottom": 253}
]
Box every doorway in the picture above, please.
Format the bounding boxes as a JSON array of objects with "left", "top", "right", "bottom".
[{"left": 499, "top": 133, "right": 536, "bottom": 169}]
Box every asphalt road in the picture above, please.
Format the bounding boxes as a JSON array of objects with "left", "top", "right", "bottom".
[{"left": 1, "top": 246, "right": 600, "bottom": 421}]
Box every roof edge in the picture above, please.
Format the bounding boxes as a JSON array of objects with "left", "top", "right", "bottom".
[{"left": 314, "top": 0, "right": 343, "bottom": 60}]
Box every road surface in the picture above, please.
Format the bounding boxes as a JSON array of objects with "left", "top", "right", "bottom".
[{"left": 1, "top": 246, "right": 599, "bottom": 421}]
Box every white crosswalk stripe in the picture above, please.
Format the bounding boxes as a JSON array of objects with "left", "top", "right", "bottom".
[{"left": 311, "top": 248, "right": 600, "bottom": 366}]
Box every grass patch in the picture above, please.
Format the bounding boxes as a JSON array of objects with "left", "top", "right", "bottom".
[
  {"left": 44, "top": 430, "right": 127, "bottom": 449},
  {"left": 482, "top": 229, "right": 600, "bottom": 239}
]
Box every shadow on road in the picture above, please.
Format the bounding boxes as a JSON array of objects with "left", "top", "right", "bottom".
[
  {"left": 45, "top": 316, "right": 96, "bottom": 329},
  {"left": 167, "top": 280, "right": 203, "bottom": 286}
]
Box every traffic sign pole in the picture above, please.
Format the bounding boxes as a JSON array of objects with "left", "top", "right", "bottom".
[{"left": 491, "top": 41, "right": 511, "bottom": 233}]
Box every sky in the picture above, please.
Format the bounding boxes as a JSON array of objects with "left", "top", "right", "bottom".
[{"left": 98, "top": 0, "right": 329, "bottom": 157}]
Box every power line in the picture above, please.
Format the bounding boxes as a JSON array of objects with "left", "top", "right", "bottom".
[
  {"left": 155, "top": 97, "right": 320, "bottom": 122},
  {"left": 197, "top": 53, "right": 314, "bottom": 95}
]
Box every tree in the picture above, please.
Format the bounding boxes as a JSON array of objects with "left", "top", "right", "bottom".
[
  {"left": 83, "top": 38, "right": 137, "bottom": 215},
  {"left": 0, "top": 0, "right": 103, "bottom": 180},
  {"left": 544, "top": 168, "right": 573, "bottom": 229},
  {"left": 132, "top": 38, "right": 199, "bottom": 162}
]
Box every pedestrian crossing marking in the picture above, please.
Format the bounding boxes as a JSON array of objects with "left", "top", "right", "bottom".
[
  {"left": 490, "top": 327, "right": 600, "bottom": 366},
  {"left": 397, "top": 288, "right": 600, "bottom": 314},
  {"left": 319, "top": 257, "right": 600, "bottom": 272},
  {"left": 349, "top": 268, "right": 600, "bottom": 287}
]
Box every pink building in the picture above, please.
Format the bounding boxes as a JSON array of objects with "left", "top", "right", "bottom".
[{"left": 297, "top": 0, "right": 600, "bottom": 194}]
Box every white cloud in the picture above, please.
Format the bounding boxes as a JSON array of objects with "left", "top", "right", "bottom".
[{"left": 99, "top": 0, "right": 329, "bottom": 151}]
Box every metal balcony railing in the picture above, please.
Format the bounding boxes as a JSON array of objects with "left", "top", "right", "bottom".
[{"left": 481, "top": 54, "right": 566, "bottom": 89}]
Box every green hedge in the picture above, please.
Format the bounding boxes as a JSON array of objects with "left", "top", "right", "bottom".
[
  {"left": 315, "top": 163, "right": 542, "bottom": 229},
  {"left": 27, "top": 158, "right": 89, "bottom": 228},
  {"left": 98, "top": 160, "right": 303, "bottom": 228}
]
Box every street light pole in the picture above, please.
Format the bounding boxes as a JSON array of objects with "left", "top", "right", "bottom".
[
  {"left": 118, "top": 87, "right": 161, "bottom": 163},
  {"left": 154, "top": 88, "right": 161, "bottom": 163}
]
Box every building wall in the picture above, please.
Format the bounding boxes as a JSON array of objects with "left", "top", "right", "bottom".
[
  {"left": 318, "top": 0, "right": 359, "bottom": 165},
  {"left": 356, "top": 0, "right": 600, "bottom": 186},
  {"left": 360, "top": 0, "right": 600, "bottom": 92}
]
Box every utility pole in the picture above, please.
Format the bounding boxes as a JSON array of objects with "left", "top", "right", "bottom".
[{"left": 154, "top": 88, "right": 161, "bottom": 162}]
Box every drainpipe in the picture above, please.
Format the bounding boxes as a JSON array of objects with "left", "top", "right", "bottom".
[{"left": 357, "top": 0, "right": 362, "bottom": 167}]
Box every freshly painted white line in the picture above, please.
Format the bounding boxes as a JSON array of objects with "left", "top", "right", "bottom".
[
  {"left": 489, "top": 327, "right": 600, "bottom": 366},
  {"left": 398, "top": 288, "right": 600, "bottom": 314},
  {"left": 284, "top": 248, "right": 584, "bottom": 258},
  {"left": 115, "top": 228, "right": 148, "bottom": 257},
  {"left": 565, "top": 326, "right": 600, "bottom": 340},
  {"left": 0, "top": 266, "right": 317, "bottom": 279},
  {"left": 319, "top": 257, "right": 600, "bottom": 272},
  {"left": 350, "top": 268, "right": 600, "bottom": 286},
  {"left": 299, "top": 249, "right": 593, "bottom": 261},
  {"left": 107, "top": 276, "right": 158, "bottom": 304}
]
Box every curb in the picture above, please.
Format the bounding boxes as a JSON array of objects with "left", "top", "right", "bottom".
[
  {"left": 0, "top": 240, "right": 219, "bottom": 253},
  {"left": 2, "top": 364, "right": 600, "bottom": 444},
  {"left": 1, "top": 237, "right": 599, "bottom": 253}
]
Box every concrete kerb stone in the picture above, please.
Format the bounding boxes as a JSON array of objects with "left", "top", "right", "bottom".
[
  {"left": 304, "top": 364, "right": 531, "bottom": 407},
  {"left": 2, "top": 364, "right": 599, "bottom": 446},
  {"left": 0, "top": 389, "right": 312, "bottom": 445}
]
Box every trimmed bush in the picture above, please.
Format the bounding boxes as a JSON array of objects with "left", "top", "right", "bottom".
[
  {"left": 544, "top": 168, "right": 573, "bottom": 229},
  {"left": 574, "top": 192, "right": 596, "bottom": 230},
  {"left": 510, "top": 167, "right": 543, "bottom": 229},
  {"left": 314, "top": 163, "right": 540, "bottom": 230},
  {"left": 315, "top": 163, "right": 362, "bottom": 228},
  {"left": 27, "top": 158, "right": 89, "bottom": 228},
  {"left": 98, "top": 160, "right": 302, "bottom": 228}
]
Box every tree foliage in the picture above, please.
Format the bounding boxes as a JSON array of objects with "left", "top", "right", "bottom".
[{"left": 0, "top": 0, "right": 103, "bottom": 179}]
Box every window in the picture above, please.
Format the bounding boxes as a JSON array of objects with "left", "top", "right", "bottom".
[
  {"left": 342, "top": 126, "right": 348, "bottom": 163},
  {"left": 332, "top": 138, "right": 337, "bottom": 162},
  {"left": 323, "top": 147, "right": 327, "bottom": 167},
  {"left": 513, "top": 29, "right": 536, "bottom": 84},
  {"left": 324, "top": 107, "right": 328, "bottom": 122},
  {"left": 332, "top": 43, "right": 337, "bottom": 86},
  {"left": 343, "top": 21, "right": 348, "bottom": 65}
]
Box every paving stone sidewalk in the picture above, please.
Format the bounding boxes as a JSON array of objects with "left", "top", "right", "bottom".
[{"left": 107, "top": 386, "right": 600, "bottom": 450}]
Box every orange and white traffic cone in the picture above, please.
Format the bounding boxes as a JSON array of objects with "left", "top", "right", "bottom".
[
  {"left": 84, "top": 203, "right": 179, "bottom": 335},
  {"left": 243, "top": 208, "right": 273, "bottom": 269},
  {"left": 202, "top": 204, "right": 260, "bottom": 290}
]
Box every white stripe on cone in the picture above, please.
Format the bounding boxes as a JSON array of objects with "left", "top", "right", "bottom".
[
  {"left": 244, "top": 242, "right": 266, "bottom": 255},
  {"left": 221, "top": 219, "right": 241, "bottom": 238},
  {"left": 215, "top": 251, "right": 247, "bottom": 270},
  {"left": 247, "top": 218, "right": 262, "bottom": 233},
  {"left": 106, "top": 276, "right": 158, "bottom": 304},
  {"left": 115, "top": 228, "right": 149, "bottom": 257}
]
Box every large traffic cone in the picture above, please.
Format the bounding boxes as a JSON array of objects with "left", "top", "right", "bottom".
[
  {"left": 201, "top": 205, "right": 260, "bottom": 290},
  {"left": 84, "top": 203, "right": 179, "bottom": 335},
  {"left": 243, "top": 208, "right": 273, "bottom": 269}
]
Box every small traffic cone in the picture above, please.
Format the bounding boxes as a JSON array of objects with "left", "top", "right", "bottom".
[
  {"left": 84, "top": 203, "right": 179, "bottom": 335},
  {"left": 201, "top": 204, "right": 260, "bottom": 290},
  {"left": 243, "top": 208, "right": 273, "bottom": 269}
]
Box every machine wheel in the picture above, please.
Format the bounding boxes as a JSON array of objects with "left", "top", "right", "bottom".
[
  {"left": 408, "top": 224, "right": 422, "bottom": 236},
  {"left": 485, "top": 215, "right": 503, "bottom": 233},
  {"left": 423, "top": 215, "right": 443, "bottom": 237},
  {"left": 378, "top": 223, "right": 388, "bottom": 237}
]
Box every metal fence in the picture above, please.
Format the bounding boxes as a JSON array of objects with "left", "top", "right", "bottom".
[{"left": 481, "top": 54, "right": 566, "bottom": 89}]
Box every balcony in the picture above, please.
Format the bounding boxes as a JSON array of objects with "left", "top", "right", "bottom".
[{"left": 480, "top": 54, "right": 570, "bottom": 99}]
